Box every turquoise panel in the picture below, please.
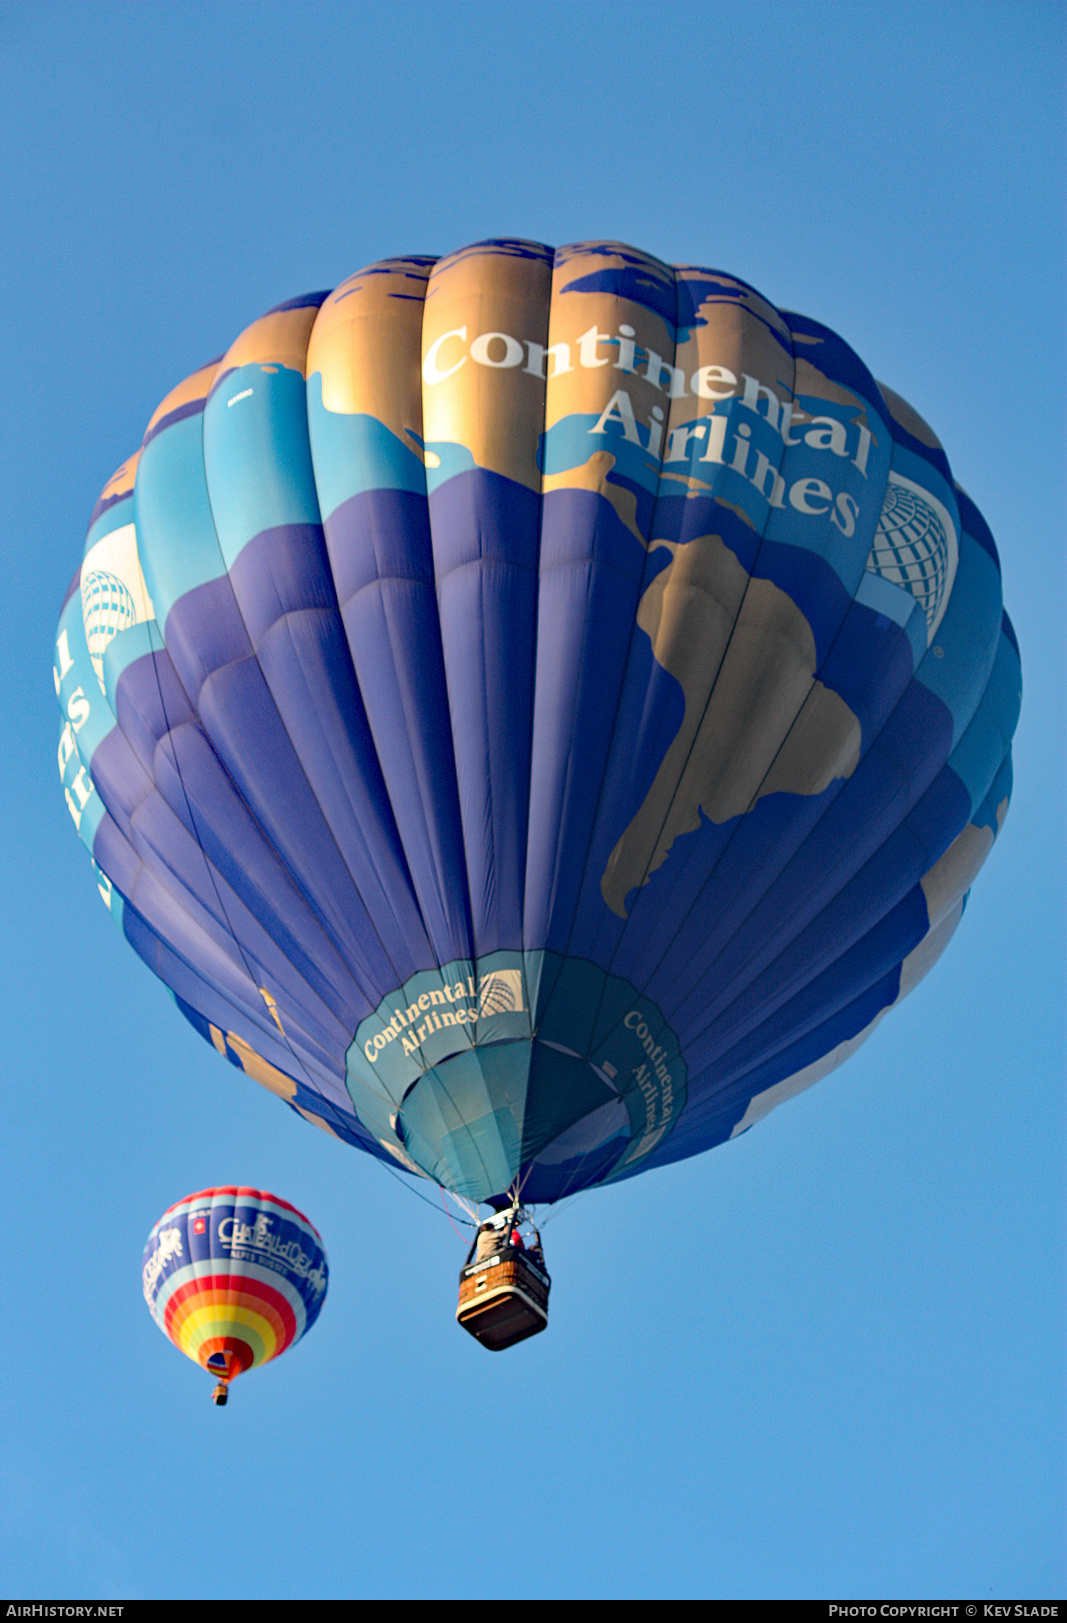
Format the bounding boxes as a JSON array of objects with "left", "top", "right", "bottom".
[
  {"left": 55, "top": 590, "right": 110, "bottom": 853},
  {"left": 83, "top": 491, "right": 135, "bottom": 557},
  {"left": 134, "top": 413, "right": 226, "bottom": 624},
  {"left": 306, "top": 373, "right": 427, "bottom": 517},
  {"left": 346, "top": 949, "right": 686, "bottom": 1200},
  {"left": 946, "top": 627, "right": 1022, "bottom": 816},
  {"left": 203, "top": 363, "right": 321, "bottom": 566},
  {"left": 914, "top": 531, "right": 1003, "bottom": 738}
]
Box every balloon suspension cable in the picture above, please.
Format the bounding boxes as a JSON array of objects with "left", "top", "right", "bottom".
[
  {"left": 505, "top": 1184, "right": 537, "bottom": 1238},
  {"left": 450, "top": 1188, "right": 480, "bottom": 1225},
  {"left": 514, "top": 1161, "right": 537, "bottom": 1208},
  {"left": 368, "top": 1151, "right": 482, "bottom": 1226},
  {"left": 440, "top": 1192, "right": 465, "bottom": 1243},
  {"left": 440, "top": 1185, "right": 479, "bottom": 1241},
  {"left": 510, "top": 1171, "right": 550, "bottom": 1239},
  {"left": 536, "top": 1185, "right": 593, "bottom": 1230}
]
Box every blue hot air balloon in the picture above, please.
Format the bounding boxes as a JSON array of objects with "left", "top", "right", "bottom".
[{"left": 55, "top": 239, "right": 1019, "bottom": 1218}]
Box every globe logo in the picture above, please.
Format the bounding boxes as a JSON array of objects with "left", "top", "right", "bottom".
[
  {"left": 81, "top": 570, "right": 138, "bottom": 690},
  {"left": 866, "top": 481, "right": 951, "bottom": 633},
  {"left": 478, "top": 970, "right": 524, "bottom": 1016}
]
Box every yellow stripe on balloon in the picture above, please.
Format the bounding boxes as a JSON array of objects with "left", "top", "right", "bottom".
[
  {"left": 167, "top": 1285, "right": 288, "bottom": 1344},
  {"left": 173, "top": 1305, "right": 277, "bottom": 1366}
]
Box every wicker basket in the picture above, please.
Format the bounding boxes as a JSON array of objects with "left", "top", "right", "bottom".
[{"left": 457, "top": 1251, "right": 551, "bottom": 1351}]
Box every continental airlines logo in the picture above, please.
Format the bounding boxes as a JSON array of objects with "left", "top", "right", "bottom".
[
  {"left": 345, "top": 954, "right": 688, "bottom": 1193},
  {"left": 423, "top": 323, "right": 873, "bottom": 537},
  {"left": 614, "top": 1009, "right": 678, "bottom": 1166},
  {"left": 79, "top": 522, "right": 155, "bottom": 695},
  {"left": 867, "top": 474, "right": 958, "bottom": 641},
  {"left": 362, "top": 969, "right": 525, "bottom": 1064}
]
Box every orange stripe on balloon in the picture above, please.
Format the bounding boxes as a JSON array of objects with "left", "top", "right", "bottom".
[
  {"left": 174, "top": 1307, "right": 276, "bottom": 1367},
  {"left": 165, "top": 1285, "right": 291, "bottom": 1344},
  {"left": 197, "top": 1338, "right": 255, "bottom": 1378},
  {"left": 163, "top": 1274, "right": 297, "bottom": 1343},
  {"left": 173, "top": 1300, "right": 281, "bottom": 1350}
]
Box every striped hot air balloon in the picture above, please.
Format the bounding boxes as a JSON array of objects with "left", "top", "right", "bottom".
[{"left": 142, "top": 1188, "right": 327, "bottom": 1403}]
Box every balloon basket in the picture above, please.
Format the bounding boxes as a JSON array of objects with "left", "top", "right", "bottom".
[
  {"left": 211, "top": 1381, "right": 229, "bottom": 1407},
  {"left": 457, "top": 1251, "right": 550, "bottom": 1350}
]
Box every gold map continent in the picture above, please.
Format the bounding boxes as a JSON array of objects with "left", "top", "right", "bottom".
[{"left": 601, "top": 533, "right": 862, "bottom": 917}]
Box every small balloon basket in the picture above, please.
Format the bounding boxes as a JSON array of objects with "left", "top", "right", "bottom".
[
  {"left": 456, "top": 1210, "right": 550, "bottom": 1351},
  {"left": 205, "top": 1347, "right": 241, "bottom": 1405}
]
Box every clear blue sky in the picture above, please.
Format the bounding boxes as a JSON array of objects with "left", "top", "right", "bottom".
[{"left": 2, "top": 0, "right": 1063, "bottom": 1600}]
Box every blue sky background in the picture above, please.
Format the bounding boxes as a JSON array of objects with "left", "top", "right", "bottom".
[{"left": 2, "top": 1, "right": 1063, "bottom": 1600}]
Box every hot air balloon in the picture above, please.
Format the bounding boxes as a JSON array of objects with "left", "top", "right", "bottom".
[
  {"left": 142, "top": 1188, "right": 328, "bottom": 1403},
  {"left": 58, "top": 240, "right": 1019, "bottom": 1346}
]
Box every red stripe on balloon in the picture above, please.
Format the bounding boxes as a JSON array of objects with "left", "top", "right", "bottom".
[
  {"left": 162, "top": 1274, "right": 297, "bottom": 1344},
  {"left": 155, "top": 1187, "right": 323, "bottom": 1241},
  {"left": 198, "top": 1337, "right": 255, "bottom": 1376}
]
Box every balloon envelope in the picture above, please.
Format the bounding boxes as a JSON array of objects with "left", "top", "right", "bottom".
[
  {"left": 57, "top": 240, "right": 1020, "bottom": 1207},
  {"left": 142, "top": 1188, "right": 328, "bottom": 1384}
]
